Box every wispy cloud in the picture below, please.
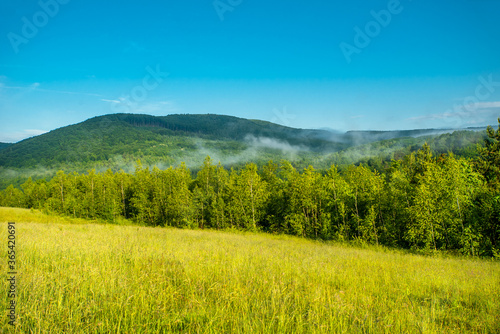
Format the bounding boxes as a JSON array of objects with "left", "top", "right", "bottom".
[
  {"left": 100, "top": 98, "right": 121, "bottom": 104},
  {"left": 100, "top": 98, "right": 178, "bottom": 114},
  {"left": 1, "top": 83, "right": 39, "bottom": 92},
  {"left": 409, "top": 101, "right": 500, "bottom": 122},
  {"left": 410, "top": 111, "right": 470, "bottom": 121},
  {"left": 245, "top": 135, "right": 307, "bottom": 152},
  {"left": 35, "top": 87, "right": 103, "bottom": 97},
  {"left": 472, "top": 101, "right": 500, "bottom": 109},
  {"left": 136, "top": 101, "right": 178, "bottom": 114},
  {"left": 1, "top": 83, "right": 103, "bottom": 97},
  {"left": 0, "top": 129, "right": 48, "bottom": 143},
  {"left": 24, "top": 129, "right": 47, "bottom": 136}
]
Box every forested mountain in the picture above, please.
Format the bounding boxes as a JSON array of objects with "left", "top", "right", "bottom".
[
  {"left": 0, "top": 113, "right": 488, "bottom": 189},
  {"left": 0, "top": 143, "right": 12, "bottom": 151},
  {"left": 0, "top": 113, "right": 341, "bottom": 168},
  {"left": 0, "top": 113, "right": 487, "bottom": 167}
]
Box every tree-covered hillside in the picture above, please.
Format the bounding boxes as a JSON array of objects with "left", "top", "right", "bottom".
[
  {"left": 0, "top": 113, "right": 344, "bottom": 168},
  {"left": 0, "top": 113, "right": 488, "bottom": 190},
  {"left": 1, "top": 113, "right": 486, "bottom": 169},
  {"left": 0, "top": 143, "right": 12, "bottom": 151}
]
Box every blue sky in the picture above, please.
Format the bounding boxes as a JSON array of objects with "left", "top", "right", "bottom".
[{"left": 1, "top": 0, "right": 499, "bottom": 142}]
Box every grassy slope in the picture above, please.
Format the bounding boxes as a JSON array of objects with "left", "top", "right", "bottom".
[{"left": 1, "top": 207, "right": 499, "bottom": 333}]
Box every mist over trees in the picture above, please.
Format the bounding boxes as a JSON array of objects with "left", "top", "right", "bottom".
[{"left": 2, "top": 120, "right": 499, "bottom": 257}]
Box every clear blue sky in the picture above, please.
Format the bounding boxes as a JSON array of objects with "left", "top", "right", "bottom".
[{"left": 1, "top": 0, "right": 499, "bottom": 142}]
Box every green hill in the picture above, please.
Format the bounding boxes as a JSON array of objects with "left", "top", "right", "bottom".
[
  {"left": 0, "top": 113, "right": 487, "bottom": 189},
  {"left": 0, "top": 113, "right": 347, "bottom": 168},
  {"left": 0, "top": 143, "right": 12, "bottom": 151}
]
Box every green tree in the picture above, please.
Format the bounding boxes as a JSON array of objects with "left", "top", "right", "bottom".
[
  {"left": 261, "top": 160, "right": 286, "bottom": 233},
  {"left": 115, "top": 170, "right": 133, "bottom": 218},
  {"left": 100, "top": 169, "right": 122, "bottom": 221},
  {"left": 46, "top": 171, "right": 67, "bottom": 214},
  {"left": 192, "top": 156, "right": 227, "bottom": 229},
  {"left": 407, "top": 154, "right": 483, "bottom": 252},
  {"left": 211, "top": 163, "right": 229, "bottom": 229},
  {"left": 477, "top": 118, "right": 500, "bottom": 188},
  {"left": 474, "top": 118, "right": 500, "bottom": 255},
  {"left": 154, "top": 164, "right": 193, "bottom": 228},
  {"left": 343, "top": 165, "right": 385, "bottom": 244},
  {"left": 21, "top": 177, "right": 49, "bottom": 209},
  {"left": 227, "top": 163, "right": 268, "bottom": 230},
  {"left": 279, "top": 161, "right": 304, "bottom": 236},
  {"left": 1, "top": 185, "right": 24, "bottom": 208},
  {"left": 131, "top": 161, "right": 156, "bottom": 226},
  {"left": 64, "top": 172, "right": 82, "bottom": 218},
  {"left": 325, "top": 165, "right": 351, "bottom": 241},
  {"left": 290, "top": 165, "right": 329, "bottom": 239},
  {"left": 385, "top": 161, "right": 414, "bottom": 248}
]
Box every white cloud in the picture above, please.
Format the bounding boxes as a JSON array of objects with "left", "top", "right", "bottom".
[
  {"left": 136, "top": 101, "right": 177, "bottom": 114},
  {"left": 409, "top": 101, "right": 500, "bottom": 122},
  {"left": 409, "top": 111, "right": 464, "bottom": 121},
  {"left": 245, "top": 135, "right": 307, "bottom": 152},
  {"left": 34, "top": 87, "right": 103, "bottom": 97},
  {"left": 24, "top": 129, "right": 47, "bottom": 136},
  {"left": 471, "top": 101, "right": 500, "bottom": 109},
  {"left": 101, "top": 98, "right": 121, "bottom": 104},
  {"left": 1, "top": 83, "right": 103, "bottom": 97},
  {"left": 102, "top": 97, "right": 178, "bottom": 114},
  {"left": 0, "top": 129, "right": 48, "bottom": 143}
]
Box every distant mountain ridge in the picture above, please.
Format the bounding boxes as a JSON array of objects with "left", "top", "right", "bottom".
[
  {"left": 0, "top": 113, "right": 342, "bottom": 168},
  {"left": 0, "top": 113, "right": 487, "bottom": 170},
  {"left": 112, "top": 113, "right": 340, "bottom": 147},
  {"left": 0, "top": 143, "right": 12, "bottom": 151}
]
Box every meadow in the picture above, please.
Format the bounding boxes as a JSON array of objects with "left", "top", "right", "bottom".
[{"left": 1, "top": 207, "right": 499, "bottom": 333}]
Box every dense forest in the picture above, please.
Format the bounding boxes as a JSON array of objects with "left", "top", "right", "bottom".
[
  {"left": 0, "top": 143, "right": 12, "bottom": 150},
  {"left": 2, "top": 120, "right": 499, "bottom": 257}
]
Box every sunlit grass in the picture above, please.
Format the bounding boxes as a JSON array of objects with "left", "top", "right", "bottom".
[{"left": 1, "top": 207, "right": 499, "bottom": 333}]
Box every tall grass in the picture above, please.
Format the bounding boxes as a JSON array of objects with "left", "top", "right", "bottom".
[{"left": 1, "top": 207, "right": 499, "bottom": 333}]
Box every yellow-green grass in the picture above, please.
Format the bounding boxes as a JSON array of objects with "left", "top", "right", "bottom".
[{"left": 0, "top": 207, "right": 499, "bottom": 333}]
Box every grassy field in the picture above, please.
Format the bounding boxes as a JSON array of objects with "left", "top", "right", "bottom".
[{"left": 0, "top": 207, "right": 499, "bottom": 333}]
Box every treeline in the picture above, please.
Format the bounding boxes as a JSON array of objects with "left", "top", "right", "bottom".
[{"left": 2, "top": 121, "right": 499, "bottom": 257}]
